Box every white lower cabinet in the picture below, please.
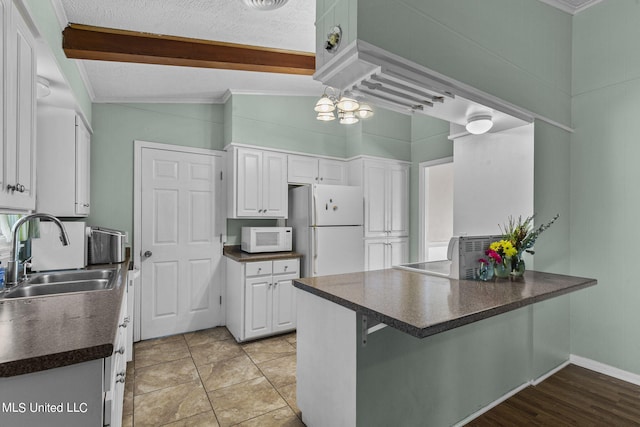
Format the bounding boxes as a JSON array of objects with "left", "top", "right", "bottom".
[
  {"left": 364, "top": 237, "right": 409, "bottom": 271},
  {"left": 226, "top": 257, "right": 299, "bottom": 342},
  {"left": 104, "top": 289, "right": 129, "bottom": 427},
  {"left": 0, "top": 290, "right": 129, "bottom": 427}
]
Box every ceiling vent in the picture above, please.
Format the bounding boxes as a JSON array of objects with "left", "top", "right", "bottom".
[{"left": 241, "top": 0, "right": 289, "bottom": 11}]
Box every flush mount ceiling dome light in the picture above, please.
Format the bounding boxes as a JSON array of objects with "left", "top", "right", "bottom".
[
  {"left": 241, "top": 0, "right": 289, "bottom": 10},
  {"left": 314, "top": 86, "right": 374, "bottom": 124},
  {"left": 465, "top": 114, "right": 493, "bottom": 135}
]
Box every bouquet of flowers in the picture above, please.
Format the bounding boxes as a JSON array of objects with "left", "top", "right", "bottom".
[
  {"left": 500, "top": 213, "right": 559, "bottom": 255},
  {"left": 478, "top": 214, "right": 559, "bottom": 280}
]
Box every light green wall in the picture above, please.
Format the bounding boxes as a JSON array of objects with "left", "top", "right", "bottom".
[
  {"left": 88, "top": 103, "right": 225, "bottom": 236},
  {"left": 24, "top": 0, "right": 92, "bottom": 122},
  {"left": 357, "top": 0, "right": 572, "bottom": 127},
  {"left": 357, "top": 307, "right": 531, "bottom": 426},
  {"left": 570, "top": 0, "right": 640, "bottom": 374},
  {"left": 228, "top": 94, "right": 347, "bottom": 157},
  {"left": 409, "top": 115, "right": 452, "bottom": 261}
]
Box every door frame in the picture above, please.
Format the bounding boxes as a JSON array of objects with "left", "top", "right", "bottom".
[
  {"left": 133, "top": 140, "right": 226, "bottom": 341},
  {"left": 418, "top": 156, "right": 453, "bottom": 262}
]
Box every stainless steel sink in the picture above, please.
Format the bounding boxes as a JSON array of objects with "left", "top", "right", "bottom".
[
  {"left": 25, "top": 269, "right": 114, "bottom": 285},
  {"left": 2, "top": 268, "right": 116, "bottom": 299}
]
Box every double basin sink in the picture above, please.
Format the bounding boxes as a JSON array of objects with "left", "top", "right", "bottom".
[{"left": 1, "top": 268, "right": 116, "bottom": 299}]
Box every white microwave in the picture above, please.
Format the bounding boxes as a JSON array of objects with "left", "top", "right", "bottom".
[{"left": 241, "top": 227, "right": 292, "bottom": 253}]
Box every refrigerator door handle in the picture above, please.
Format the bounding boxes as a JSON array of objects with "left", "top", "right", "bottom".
[
  {"left": 312, "top": 188, "right": 318, "bottom": 226},
  {"left": 313, "top": 227, "right": 318, "bottom": 276}
]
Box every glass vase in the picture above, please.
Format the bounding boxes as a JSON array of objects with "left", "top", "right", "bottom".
[
  {"left": 493, "top": 260, "right": 510, "bottom": 279},
  {"left": 510, "top": 254, "right": 526, "bottom": 278},
  {"left": 476, "top": 262, "right": 494, "bottom": 281}
]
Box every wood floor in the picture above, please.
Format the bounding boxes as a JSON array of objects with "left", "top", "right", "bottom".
[{"left": 469, "top": 364, "right": 640, "bottom": 426}]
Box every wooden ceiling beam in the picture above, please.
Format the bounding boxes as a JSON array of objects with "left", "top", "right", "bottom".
[{"left": 62, "top": 23, "right": 316, "bottom": 75}]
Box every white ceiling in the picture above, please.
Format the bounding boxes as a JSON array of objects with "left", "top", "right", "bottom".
[
  {"left": 48, "top": 0, "right": 603, "bottom": 104},
  {"left": 53, "top": 0, "right": 321, "bottom": 103}
]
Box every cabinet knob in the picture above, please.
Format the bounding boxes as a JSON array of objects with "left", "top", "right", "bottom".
[
  {"left": 119, "top": 318, "right": 129, "bottom": 328},
  {"left": 114, "top": 347, "right": 125, "bottom": 355},
  {"left": 83, "top": 203, "right": 90, "bottom": 207},
  {"left": 320, "top": 177, "right": 324, "bottom": 181},
  {"left": 116, "top": 377, "right": 126, "bottom": 384}
]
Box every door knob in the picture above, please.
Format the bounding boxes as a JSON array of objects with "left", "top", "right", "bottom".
[{"left": 143, "top": 250, "right": 152, "bottom": 258}]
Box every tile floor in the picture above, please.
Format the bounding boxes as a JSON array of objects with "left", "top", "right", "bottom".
[{"left": 122, "top": 327, "right": 304, "bottom": 427}]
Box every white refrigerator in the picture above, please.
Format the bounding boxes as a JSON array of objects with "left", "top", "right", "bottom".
[{"left": 288, "top": 184, "right": 364, "bottom": 277}]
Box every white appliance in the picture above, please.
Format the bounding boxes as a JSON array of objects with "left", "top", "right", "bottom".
[
  {"left": 30, "top": 221, "right": 88, "bottom": 271},
  {"left": 241, "top": 226, "right": 292, "bottom": 253},
  {"left": 288, "top": 184, "right": 364, "bottom": 277}
]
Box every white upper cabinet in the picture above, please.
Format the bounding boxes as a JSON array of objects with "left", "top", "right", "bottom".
[
  {"left": 37, "top": 107, "right": 91, "bottom": 216},
  {"left": 0, "top": 0, "right": 37, "bottom": 211},
  {"left": 288, "top": 154, "right": 347, "bottom": 185},
  {"left": 228, "top": 146, "right": 288, "bottom": 218},
  {"left": 351, "top": 158, "right": 410, "bottom": 238}
]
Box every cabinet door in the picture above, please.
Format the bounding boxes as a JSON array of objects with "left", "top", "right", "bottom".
[
  {"left": 288, "top": 155, "right": 319, "bottom": 184},
  {"left": 236, "top": 148, "right": 263, "bottom": 217},
  {"left": 75, "top": 118, "right": 91, "bottom": 216},
  {"left": 245, "top": 277, "right": 272, "bottom": 340},
  {"left": 388, "top": 238, "right": 409, "bottom": 268},
  {"left": 364, "top": 239, "right": 387, "bottom": 271},
  {"left": 387, "top": 165, "right": 409, "bottom": 237},
  {"left": 0, "top": 4, "right": 36, "bottom": 210},
  {"left": 272, "top": 273, "right": 298, "bottom": 333},
  {"left": 318, "top": 159, "right": 347, "bottom": 185},
  {"left": 0, "top": 0, "right": 6, "bottom": 205},
  {"left": 262, "top": 151, "right": 288, "bottom": 218},
  {"left": 364, "top": 163, "right": 388, "bottom": 237}
]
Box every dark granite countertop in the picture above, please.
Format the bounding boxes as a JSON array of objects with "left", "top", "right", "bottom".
[
  {"left": 223, "top": 245, "right": 303, "bottom": 262},
  {"left": 294, "top": 269, "right": 596, "bottom": 339},
  {"left": 0, "top": 260, "right": 129, "bottom": 377}
]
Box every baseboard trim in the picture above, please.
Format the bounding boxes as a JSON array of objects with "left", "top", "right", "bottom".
[
  {"left": 532, "top": 360, "right": 571, "bottom": 385},
  {"left": 454, "top": 360, "right": 570, "bottom": 426},
  {"left": 452, "top": 382, "right": 530, "bottom": 427},
  {"left": 570, "top": 354, "right": 640, "bottom": 386}
]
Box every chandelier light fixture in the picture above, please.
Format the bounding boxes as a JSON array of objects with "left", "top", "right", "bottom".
[
  {"left": 314, "top": 86, "right": 374, "bottom": 124},
  {"left": 241, "top": 0, "right": 289, "bottom": 11}
]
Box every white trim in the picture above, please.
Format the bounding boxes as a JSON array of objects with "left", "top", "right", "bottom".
[
  {"left": 344, "top": 154, "right": 411, "bottom": 165},
  {"left": 453, "top": 381, "right": 531, "bottom": 427},
  {"left": 418, "top": 157, "right": 453, "bottom": 262},
  {"left": 454, "top": 360, "right": 569, "bottom": 426},
  {"left": 570, "top": 354, "right": 640, "bottom": 387},
  {"left": 227, "top": 89, "right": 321, "bottom": 97},
  {"left": 92, "top": 88, "right": 322, "bottom": 105},
  {"left": 93, "top": 96, "right": 228, "bottom": 104},
  {"left": 532, "top": 360, "right": 571, "bottom": 385},
  {"left": 537, "top": 0, "right": 603, "bottom": 15},
  {"left": 223, "top": 142, "right": 410, "bottom": 164},
  {"left": 133, "top": 140, "right": 226, "bottom": 341}
]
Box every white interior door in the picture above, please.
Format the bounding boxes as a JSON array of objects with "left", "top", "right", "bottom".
[{"left": 140, "top": 147, "right": 223, "bottom": 339}]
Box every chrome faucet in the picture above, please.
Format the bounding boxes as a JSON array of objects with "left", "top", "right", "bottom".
[{"left": 5, "top": 213, "right": 70, "bottom": 287}]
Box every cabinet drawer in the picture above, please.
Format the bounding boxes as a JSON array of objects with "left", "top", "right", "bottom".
[
  {"left": 245, "top": 261, "right": 273, "bottom": 277},
  {"left": 273, "top": 259, "right": 299, "bottom": 275}
]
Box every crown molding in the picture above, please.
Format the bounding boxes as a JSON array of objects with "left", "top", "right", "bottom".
[{"left": 537, "top": 0, "right": 603, "bottom": 15}]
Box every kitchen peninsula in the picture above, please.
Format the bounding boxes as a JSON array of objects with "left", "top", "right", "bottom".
[{"left": 294, "top": 269, "right": 596, "bottom": 427}]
